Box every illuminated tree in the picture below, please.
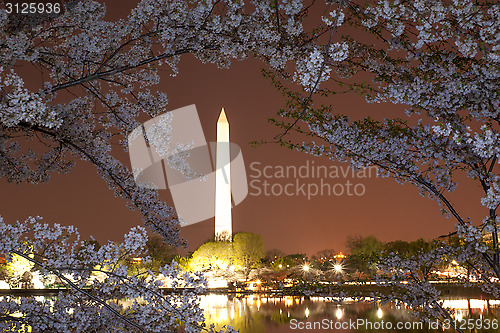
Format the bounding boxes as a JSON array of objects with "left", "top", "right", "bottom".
[
  {"left": 189, "top": 241, "right": 232, "bottom": 274},
  {"left": 232, "top": 232, "right": 265, "bottom": 280},
  {"left": 4, "top": 251, "right": 34, "bottom": 288}
]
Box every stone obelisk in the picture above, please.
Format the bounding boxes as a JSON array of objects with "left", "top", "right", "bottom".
[{"left": 215, "top": 108, "right": 232, "bottom": 241}]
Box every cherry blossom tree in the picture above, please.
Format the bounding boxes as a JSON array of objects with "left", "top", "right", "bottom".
[
  {"left": 265, "top": 0, "right": 499, "bottom": 330},
  {"left": 2, "top": 0, "right": 497, "bottom": 330},
  {"left": 0, "top": 217, "right": 209, "bottom": 332},
  {"left": 0, "top": 0, "right": 323, "bottom": 331}
]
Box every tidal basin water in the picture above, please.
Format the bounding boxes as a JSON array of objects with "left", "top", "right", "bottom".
[
  {"left": 4, "top": 293, "right": 500, "bottom": 332},
  {"left": 200, "top": 294, "right": 500, "bottom": 332}
]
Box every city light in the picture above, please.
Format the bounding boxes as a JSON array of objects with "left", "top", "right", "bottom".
[
  {"left": 334, "top": 252, "right": 346, "bottom": 260},
  {"left": 303, "top": 264, "right": 310, "bottom": 272}
]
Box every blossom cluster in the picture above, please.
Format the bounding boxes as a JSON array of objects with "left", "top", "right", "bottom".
[
  {"left": 265, "top": 0, "right": 500, "bottom": 325},
  {"left": 0, "top": 216, "right": 214, "bottom": 333}
]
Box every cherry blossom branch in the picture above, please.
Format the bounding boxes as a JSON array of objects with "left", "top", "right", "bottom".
[{"left": 10, "top": 250, "right": 149, "bottom": 333}]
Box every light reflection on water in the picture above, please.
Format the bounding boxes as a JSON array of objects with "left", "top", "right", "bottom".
[
  {"left": 4, "top": 294, "right": 500, "bottom": 332},
  {"left": 200, "top": 294, "right": 500, "bottom": 333}
]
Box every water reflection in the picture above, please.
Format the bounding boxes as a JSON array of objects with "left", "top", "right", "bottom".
[
  {"left": 200, "top": 294, "right": 500, "bottom": 333},
  {"left": 4, "top": 294, "right": 500, "bottom": 332}
]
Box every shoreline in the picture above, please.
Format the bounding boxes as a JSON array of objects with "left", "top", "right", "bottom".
[{"left": 0, "top": 283, "right": 496, "bottom": 299}]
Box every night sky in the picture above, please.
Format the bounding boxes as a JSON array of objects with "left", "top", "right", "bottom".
[{"left": 0, "top": 0, "right": 487, "bottom": 256}]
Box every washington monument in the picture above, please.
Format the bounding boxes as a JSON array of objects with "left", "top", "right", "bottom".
[{"left": 215, "top": 108, "right": 232, "bottom": 241}]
